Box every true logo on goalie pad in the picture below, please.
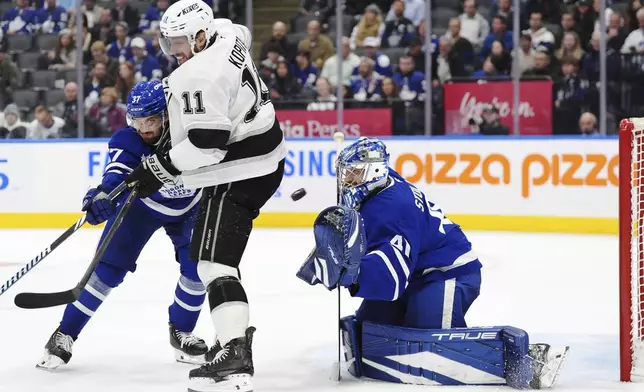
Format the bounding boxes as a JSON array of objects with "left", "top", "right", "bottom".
[{"left": 431, "top": 331, "right": 499, "bottom": 341}]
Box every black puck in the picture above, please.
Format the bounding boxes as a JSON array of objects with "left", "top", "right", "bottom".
[{"left": 291, "top": 188, "right": 307, "bottom": 201}]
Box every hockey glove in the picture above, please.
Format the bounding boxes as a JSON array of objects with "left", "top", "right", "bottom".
[
  {"left": 82, "top": 188, "right": 116, "bottom": 225},
  {"left": 124, "top": 153, "right": 180, "bottom": 198},
  {"left": 303, "top": 206, "right": 366, "bottom": 290}
]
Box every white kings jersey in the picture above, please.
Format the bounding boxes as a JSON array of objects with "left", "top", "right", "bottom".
[{"left": 165, "top": 21, "right": 287, "bottom": 189}]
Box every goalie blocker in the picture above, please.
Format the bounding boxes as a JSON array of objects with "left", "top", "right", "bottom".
[{"left": 340, "top": 317, "right": 568, "bottom": 389}]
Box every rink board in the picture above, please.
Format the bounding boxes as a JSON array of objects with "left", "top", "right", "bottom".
[{"left": 0, "top": 136, "right": 618, "bottom": 234}]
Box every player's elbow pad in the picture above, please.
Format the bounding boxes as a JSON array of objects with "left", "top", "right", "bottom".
[{"left": 188, "top": 128, "right": 230, "bottom": 150}]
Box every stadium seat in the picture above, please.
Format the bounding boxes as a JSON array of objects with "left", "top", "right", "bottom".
[
  {"left": 382, "top": 47, "right": 407, "bottom": 67},
  {"left": 0, "top": 2, "right": 14, "bottom": 16},
  {"left": 18, "top": 70, "right": 30, "bottom": 88},
  {"left": 7, "top": 35, "right": 33, "bottom": 53},
  {"left": 12, "top": 89, "right": 40, "bottom": 112},
  {"left": 477, "top": 6, "right": 491, "bottom": 21},
  {"left": 286, "top": 32, "right": 307, "bottom": 49},
  {"left": 17, "top": 52, "right": 41, "bottom": 71},
  {"left": 434, "top": 0, "right": 457, "bottom": 10},
  {"left": 36, "top": 34, "right": 59, "bottom": 52},
  {"left": 293, "top": 14, "right": 318, "bottom": 33},
  {"left": 432, "top": 8, "right": 459, "bottom": 30},
  {"left": 132, "top": 0, "right": 151, "bottom": 15},
  {"left": 44, "top": 89, "right": 66, "bottom": 109},
  {"left": 32, "top": 70, "right": 58, "bottom": 91},
  {"left": 327, "top": 14, "right": 354, "bottom": 35},
  {"left": 62, "top": 69, "right": 79, "bottom": 83}
]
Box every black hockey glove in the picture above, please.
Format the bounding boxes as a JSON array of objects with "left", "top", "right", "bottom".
[{"left": 124, "top": 153, "right": 181, "bottom": 198}]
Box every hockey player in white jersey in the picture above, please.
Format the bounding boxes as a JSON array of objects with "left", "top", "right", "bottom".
[{"left": 123, "top": 2, "right": 286, "bottom": 391}]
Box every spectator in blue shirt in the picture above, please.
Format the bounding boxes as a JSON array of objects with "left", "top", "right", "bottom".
[
  {"left": 107, "top": 22, "right": 132, "bottom": 62},
  {"left": 2, "top": 0, "right": 38, "bottom": 35},
  {"left": 392, "top": 55, "right": 425, "bottom": 101},
  {"left": 37, "top": 0, "right": 68, "bottom": 34},
  {"left": 290, "top": 50, "right": 317, "bottom": 89},
  {"left": 139, "top": 0, "right": 169, "bottom": 35},
  {"left": 381, "top": 0, "right": 415, "bottom": 48},
  {"left": 350, "top": 57, "right": 383, "bottom": 102},
  {"left": 128, "top": 37, "right": 162, "bottom": 82},
  {"left": 481, "top": 15, "right": 513, "bottom": 63}
]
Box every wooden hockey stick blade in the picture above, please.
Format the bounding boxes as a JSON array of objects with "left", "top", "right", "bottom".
[{"left": 14, "top": 186, "right": 138, "bottom": 309}]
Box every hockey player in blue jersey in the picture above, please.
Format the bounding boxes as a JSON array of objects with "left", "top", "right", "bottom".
[
  {"left": 297, "top": 137, "right": 569, "bottom": 389},
  {"left": 37, "top": 80, "right": 210, "bottom": 370}
]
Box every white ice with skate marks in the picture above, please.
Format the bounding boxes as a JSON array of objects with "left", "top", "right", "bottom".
[{"left": 0, "top": 229, "right": 639, "bottom": 392}]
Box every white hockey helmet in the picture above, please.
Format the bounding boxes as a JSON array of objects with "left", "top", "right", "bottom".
[{"left": 159, "top": 0, "right": 216, "bottom": 56}]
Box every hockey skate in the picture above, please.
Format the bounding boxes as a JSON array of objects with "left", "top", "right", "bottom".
[
  {"left": 529, "top": 343, "right": 570, "bottom": 389},
  {"left": 36, "top": 326, "right": 74, "bottom": 371},
  {"left": 170, "top": 323, "right": 209, "bottom": 365},
  {"left": 188, "top": 327, "right": 255, "bottom": 392}
]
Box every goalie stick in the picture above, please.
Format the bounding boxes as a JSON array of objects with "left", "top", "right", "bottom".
[
  {"left": 13, "top": 185, "right": 140, "bottom": 309},
  {"left": 332, "top": 131, "right": 345, "bottom": 382},
  {"left": 0, "top": 182, "right": 129, "bottom": 298}
]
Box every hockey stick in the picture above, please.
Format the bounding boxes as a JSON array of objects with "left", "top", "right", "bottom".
[
  {"left": 0, "top": 182, "right": 129, "bottom": 298},
  {"left": 13, "top": 185, "right": 140, "bottom": 309}
]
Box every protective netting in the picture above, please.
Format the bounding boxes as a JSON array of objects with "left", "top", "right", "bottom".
[{"left": 629, "top": 118, "right": 644, "bottom": 382}]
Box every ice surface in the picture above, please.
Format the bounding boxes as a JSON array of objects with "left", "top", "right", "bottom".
[{"left": 0, "top": 228, "right": 639, "bottom": 392}]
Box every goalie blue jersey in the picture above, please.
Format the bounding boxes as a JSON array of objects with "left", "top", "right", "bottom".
[
  {"left": 101, "top": 128, "right": 201, "bottom": 218},
  {"left": 353, "top": 170, "right": 482, "bottom": 302}
]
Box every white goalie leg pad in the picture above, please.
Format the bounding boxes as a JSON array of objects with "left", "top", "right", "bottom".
[
  {"left": 198, "top": 261, "right": 249, "bottom": 347},
  {"left": 188, "top": 374, "right": 252, "bottom": 392}
]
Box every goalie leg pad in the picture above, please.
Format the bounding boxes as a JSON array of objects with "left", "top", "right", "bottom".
[
  {"left": 340, "top": 316, "right": 363, "bottom": 378},
  {"left": 351, "top": 322, "right": 532, "bottom": 388}
]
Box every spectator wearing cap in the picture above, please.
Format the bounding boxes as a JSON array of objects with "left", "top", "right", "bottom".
[
  {"left": 472, "top": 105, "right": 509, "bottom": 135},
  {"left": 385, "top": 0, "right": 425, "bottom": 27},
  {"left": 128, "top": 37, "right": 162, "bottom": 82},
  {"left": 38, "top": 28, "right": 77, "bottom": 71},
  {"left": 350, "top": 57, "right": 383, "bottom": 103},
  {"left": 28, "top": 105, "right": 65, "bottom": 139},
  {"left": 443, "top": 17, "right": 475, "bottom": 72},
  {"left": 107, "top": 22, "right": 132, "bottom": 62},
  {"left": 79, "top": 0, "right": 105, "bottom": 29},
  {"left": 260, "top": 21, "right": 294, "bottom": 63},
  {"left": 87, "top": 87, "right": 127, "bottom": 137},
  {"left": 259, "top": 42, "right": 284, "bottom": 85},
  {"left": 1, "top": 0, "right": 38, "bottom": 35},
  {"left": 37, "top": 0, "right": 68, "bottom": 34},
  {"left": 621, "top": 7, "right": 644, "bottom": 53},
  {"left": 553, "top": 56, "right": 587, "bottom": 135},
  {"left": 350, "top": 4, "right": 385, "bottom": 50},
  {"left": 140, "top": 0, "right": 169, "bottom": 35},
  {"left": 458, "top": 0, "right": 489, "bottom": 49},
  {"left": 481, "top": 15, "right": 513, "bottom": 64},
  {"left": 298, "top": 20, "right": 334, "bottom": 69},
  {"left": 579, "top": 112, "right": 599, "bottom": 136},
  {"left": 0, "top": 53, "right": 20, "bottom": 108},
  {"left": 112, "top": 0, "right": 140, "bottom": 35},
  {"left": 381, "top": 0, "right": 415, "bottom": 48},
  {"left": 392, "top": 55, "right": 424, "bottom": 102},
  {"left": 90, "top": 8, "right": 116, "bottom": 45},
  {"left": 307, "top": 77, "right": 337, "bottom": 111},
  {"left": 0, "top": 104, "right": 28, "bottom": 139},
  {"left": 516, "top": 33, "right": 536, "bottom": 73},
  {"left": 291, "top": 50, "right": 317, "bottom": 90},
  {"left": 320, "top": 36, "right": 361, "bottom": 89},
  {"left": 406, "top": 36, "right": 426, "bottom": 74},
  {"left": 90, "top": 41, "right": 119, "bottom": 85},
  {"left": 354, "top": 37, "right": 392, "bottom": 77},
  {"left": 523, "top": 12, "right": 554, "bottom": 51},
  {"left": 574, "top": 0, "right": 597, "bottom": 49}
]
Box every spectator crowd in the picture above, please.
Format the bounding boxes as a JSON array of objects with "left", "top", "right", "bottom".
[{"left": 1, "top": 0, "right": 644, "bottom": 136}]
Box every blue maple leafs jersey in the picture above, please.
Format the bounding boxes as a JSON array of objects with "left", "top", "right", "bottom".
[
  {"left": 101, "top": 128, "right": 201, "bottom": 218},
  {"left": 353, "top": 170, "right": 482, "bottom": 301}
]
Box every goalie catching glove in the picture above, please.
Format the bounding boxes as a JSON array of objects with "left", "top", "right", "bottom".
[
  {"left": 124, "top": 153, "right": 180, "bottom": 198},
  {"left": 296, "top": 205, "right": 366, "bottom": 290}
]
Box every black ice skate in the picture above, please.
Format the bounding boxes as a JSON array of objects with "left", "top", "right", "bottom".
[
  {"left": 529, "top": 343, "right": 570, "bottom": 389},
  {"left": 170, "top": 322, "right": 209, "bottom": 365},
  {"left": 204, "top": 340, "right": 223, "bottom": 363},
  {"left": 188, "top": 327, "right": 255, "bottom": 392},
  {"left": 36, "top": 326, "right": 74, "bottom": 371}
]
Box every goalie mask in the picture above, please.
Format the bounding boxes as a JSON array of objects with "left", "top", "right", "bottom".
[{"left": 337, "top": 137, "right": 390, "bottom": 210}]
